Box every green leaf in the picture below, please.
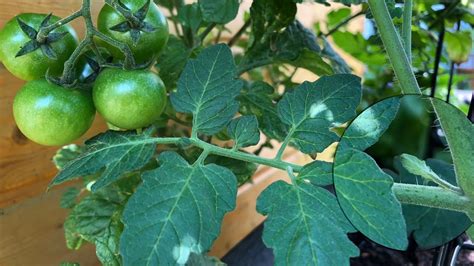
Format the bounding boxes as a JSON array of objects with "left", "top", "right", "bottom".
[
  {"left": 277, "top": 74, "right": 361, "bottom": 154},
  {"left": 65, "top": 192, "right": 125, "bottom": 244},
  {"left": 238, "top": 81, "right": 287, "bottom": 141},
  {"left": 170, "top": 44, "right": 243, "bottom": 136},
  {"left": 320, "top": 37, "right": 351, "bottom": 74},
  {"left": 227, "top": 115, "right": 260, "bottom": 149},
  {"left": 332, "top": 31, "right": 387, "bottom": 66},
  {"left": 393, "top": 157, "right": 472, "bottom": 249},
  {"left": 50, "top": 130, "right": 157, "bottom": 191},
  {"left": 198, "top": 0, "right": 239, "bottom": 24},
  {"left": 178, "top": 3, "right": 203, "bottom": 34},
  {"left": 250, "top": 0, "right": 296, "bottom": 47},
  {"left": 298, "top": 160, "right": 333, "bottom": 186},
  {"left": 257, "top": 180, "right": 359, "bottom": 265},
  {"left": 342, "top": 97, "right": 400, "bottom": 151},
  {"left": 244, "top": 16, "right": 334, "bottom": 76},
  {"left": 156, "top": 35, "right": 191, "bottom": 89},
  {"left": 399, "top": 154, "right": 446, "bottom": 186},
  {"left": 205, "top": 155, "right": 257, "bottom": 186},
  {"left": 327, "top": 8, "right": 351, "bottom": 28},
  {"left": 432, "top": 99, "right": 474, "bottom": 199},
  {"left": 120, "top": 152, "right": 237, "bottom": 265},
  {"left": 60, "top": 187, "right": 80, "bottom": 209},
  {"left": 279, "top": 48, "right": 334, "bottom": 77},
  {"left": 333, "top": 147, "right": 408, "bottom": 250},
  {"left": 94, "top": 214, "right": 122, "bottom": 266},
  {"left": 444, "top": 31, "right": 472, "bottom": 64},
  {"left": 53, "top": 144, "right": 85, "bottom": 170}
]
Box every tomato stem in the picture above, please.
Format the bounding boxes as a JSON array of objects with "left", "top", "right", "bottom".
[
  {"left": 43, "top": 0, "right": 137, "bottom": 85},
  {"left": 393, "top": 183, "right": 471, "bottom": 214},
  {"left": 401, "top": 0, "right": 412, "bottom": 64},
  {"left": 36, "top": 10, "right": 82, "bottom": 43},
  {"left": 367, "top": 0, "right": 420, "bottom": 94}
]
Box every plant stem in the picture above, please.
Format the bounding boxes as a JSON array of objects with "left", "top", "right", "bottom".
[
  {"left": 190, "top": 138, "right": 303, "bottom": 172},
  {"left": 236, "top": 58, "right": 273, "bottom": 75},
  {"left": 320, "top": 10, "right": 364, "bottom": 37},
  {"left": 41, "top": 0, "right": 136, "bottom": 84},
  {"left": 198, "top": 23, "right": 217, "bottom": 43},
  {"left": 367, "top": 0, "right": 421, "bottom": 94},
  {"left": 228, "top": 19, "right": 251, "bottom": 47},
  {"left": 275, "top": 128, "right": 294, "bottom": 160},
  {"left": 393, "top": 183, "right": 471, "bottom": 214},
  {"left": 402, "top": 0, "right": 412, "bottom": 64},
  {"left": 37, "top": 10, "right": 83, "bottom": 43}
]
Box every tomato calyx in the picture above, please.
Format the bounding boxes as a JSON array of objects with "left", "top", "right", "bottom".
[
  {"left": 15, "top": 13, "right": 69, "bottom": 59},
  {"left": 109, "top": 0, "right": 157, "bottom": 45}
]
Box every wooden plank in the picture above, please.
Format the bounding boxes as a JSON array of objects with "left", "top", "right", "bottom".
[{"left": 0, "top": 187, "right": 100, "bottom": 266}]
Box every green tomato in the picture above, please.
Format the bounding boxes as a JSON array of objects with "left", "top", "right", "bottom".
[
  {"left": 13, "top": 79, "right": 96, "bottom": 146},
  {"left": 93, "top": 68, "right": 167, "bottom": 129},
  {"left": 97, "top": 0, "right": 169, "bottom": 64},
  {"left": 0, "top": 13, "right": 78, "bottom": 81}
]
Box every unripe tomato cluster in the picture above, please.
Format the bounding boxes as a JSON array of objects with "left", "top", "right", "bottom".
[{"left": 0, "top": 0, "right": 169, "bottom": 146}]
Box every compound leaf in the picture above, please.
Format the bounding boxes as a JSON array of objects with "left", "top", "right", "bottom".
[
  {"left": 298, "top": 160, "right": 333, "bottom": 186},
  {"left": 342, "top": 96, "right": 400, "bottom": 151},
  {"left": 277, "top": 74, "right": 361, "bottom": 154},
  {"left": 227, "top": 115, "right": 260, "bottom": 149},
  {"left": 60, "top": 187, "right": 80, "bottom": 209},
  {"left": 238, "top": 81, "right": 287, "bottom": 141},
  {"left": 394, "top": 157, "right": 472, "bottom": 249},
  {"left": 205, "top": 155, "right": 257, "bottom": 186},
  {"left": 333, "top": 147, "right": 408, "bottom": 250},
  {"left": 257, "top": 180, "right": 359, "bottom": 265},
  {"left": 120, "top": 152, "right": 237, "bottom": 265},
  {"left": 198, "top": 0, "right": 239, "bottom": 24},
  {"left": 432, "top": 99, "right": 474, "bottom": 200},
  {"left": 50, "top": 130, "right": 157, "bottom": 191},
  {"left": 171, "top": 44, "right": 243, "bottom": 135}
]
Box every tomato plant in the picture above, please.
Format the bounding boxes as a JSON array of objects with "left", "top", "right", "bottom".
[{"left": 1, "top": 0, "right": 473, "bottom": 265}]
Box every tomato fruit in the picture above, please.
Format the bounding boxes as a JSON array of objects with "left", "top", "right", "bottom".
[
  {"left": 93, "top": 68, "right": 167, "bottom": 129},
  {"left": 0, "top": 13, "right": 78, "bottom": 81},
  {"left": 13, "top": 79, "right": 95, "bottom": 146},
  {"left": 97, "top": 0, "right": 169, "bottom": 64}
]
